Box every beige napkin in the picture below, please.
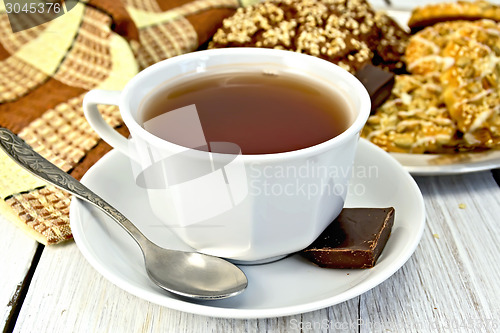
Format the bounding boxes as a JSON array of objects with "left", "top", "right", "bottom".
[{"left": 0, "top": 0, "right": 251, "bottom": 244}]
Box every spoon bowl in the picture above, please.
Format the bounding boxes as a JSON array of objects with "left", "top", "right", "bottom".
[
  {"left": 0, "top": 127, "right": 248, "bottom": 300},
  {"left": 144, "top": 244, "right": 247, "bottom": 299}
]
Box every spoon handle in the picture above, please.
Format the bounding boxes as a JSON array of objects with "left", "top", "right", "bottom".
[{"left": 0, "top": 127, "right": 149, "bottom": 247}]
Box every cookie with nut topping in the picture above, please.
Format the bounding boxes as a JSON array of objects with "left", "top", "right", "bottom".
[
  {"left": 408, "top": 19, "right": 500, "bottom": 149},
  {"left": 362, "top": 74, "right": 460, "bottom": 153},
  {"left": 208, "top": 0, "right": 408, "bottom": 73},
  {"left": 364, "top": 19, "right": 500, "bottom": 153},
  {"left": 408, "top": 0, "right": 500, "bottom": 32}
]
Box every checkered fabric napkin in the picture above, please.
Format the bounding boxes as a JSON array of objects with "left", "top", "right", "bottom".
[{"left": 0, "top": 0, "right": 249, "bottom": 244}]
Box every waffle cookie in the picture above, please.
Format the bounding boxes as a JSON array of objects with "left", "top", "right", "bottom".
[
  {"left": 408, "top": 0, "right": 500, "bottom": 31},
  {"left": 208, "top": 0, "right": 408, "bottom": 73},
  {"left": 0, "top": 0, "right": 242, "bottom": 244},
  {"left": 363, "top": 19, "right": 500, "bottom": 153}
]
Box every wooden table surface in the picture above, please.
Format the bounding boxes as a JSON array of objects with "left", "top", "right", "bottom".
[
  {"left": 3, "top": 1, "right": 500, "bottom": 332},
  {"left": 2, "top": 168, "right": 500, "bottom": 333}
]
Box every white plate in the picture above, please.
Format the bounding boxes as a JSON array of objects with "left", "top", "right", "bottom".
[
  {"left": 70, "top": 139, "right": 425, "bottom": 319},
  {"left": 391, "top": 150, "right": 500, "bottom": 176}
]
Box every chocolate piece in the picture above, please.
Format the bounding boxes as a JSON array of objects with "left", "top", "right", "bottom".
[
  {"left": 355, "top": 65, "right": 395, "bottom": 113},
  {"left": 301, "top": 207, "right": 395, "bottom": 268},
  {"left": 372, "top": 12, "right": 409, "bottom": 74}
]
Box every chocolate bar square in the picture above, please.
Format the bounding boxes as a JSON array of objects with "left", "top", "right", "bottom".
[{"left": 301, "top": 207, "right": 395, "bottom": 268}]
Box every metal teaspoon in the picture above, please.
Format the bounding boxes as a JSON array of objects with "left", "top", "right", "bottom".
[{"left": 0, "top": 127, "right": 247, "bottom": 300}]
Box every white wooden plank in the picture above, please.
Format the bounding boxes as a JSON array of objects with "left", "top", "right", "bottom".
[
  {"left": 359, "top": 172, "right": 500, "bottom": 332},
  {"left": 0, "top": 213, "right": 39, "bottom": 331},
  {"left": 12, "top": 240, "right": 361, "bottom": 332},
  {"left": 12, "top": 242, "right": 153, "bottom": 333}
]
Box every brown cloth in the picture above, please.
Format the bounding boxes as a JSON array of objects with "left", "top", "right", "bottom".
[{"left": 0, "top": 0, "right": 240, "bottom": 244}]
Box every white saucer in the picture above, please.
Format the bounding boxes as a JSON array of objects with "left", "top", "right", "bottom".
[{"left": 70, "top": 139, "right": 425, "bottom": 319}]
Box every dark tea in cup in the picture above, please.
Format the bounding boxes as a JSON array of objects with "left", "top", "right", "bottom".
[{"left": 139, "top": 70, "right": 352, "bottom": 154}]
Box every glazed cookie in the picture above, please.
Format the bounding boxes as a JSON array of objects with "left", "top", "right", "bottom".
[
  {"left": 362, "top": 74, "right": 459, "bottom": 153},
  {"left": 408, "top": 20, "right": 500, "bottom": 148},
  {"left": 364, "top": 19, "right": 500, "bottom": 153},
  {"left": 408, "top": 0, "right": 500, "bottom": 31}
]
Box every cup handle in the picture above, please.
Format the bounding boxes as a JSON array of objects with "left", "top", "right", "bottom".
[{"left": 83, "top": 90, "right": 132, "bottom": 158}]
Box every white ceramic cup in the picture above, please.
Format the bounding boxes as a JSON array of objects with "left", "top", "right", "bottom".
[{"left": 83, "top": 48, "right": 370, "bottom": 263}]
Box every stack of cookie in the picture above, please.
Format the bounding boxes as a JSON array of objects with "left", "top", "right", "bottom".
[
  {"left": 208, "top": 0, "right": 408, "bottom": 74},
  {"left": 363, "top": 0, "right": 500, "bottom": 153}
]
